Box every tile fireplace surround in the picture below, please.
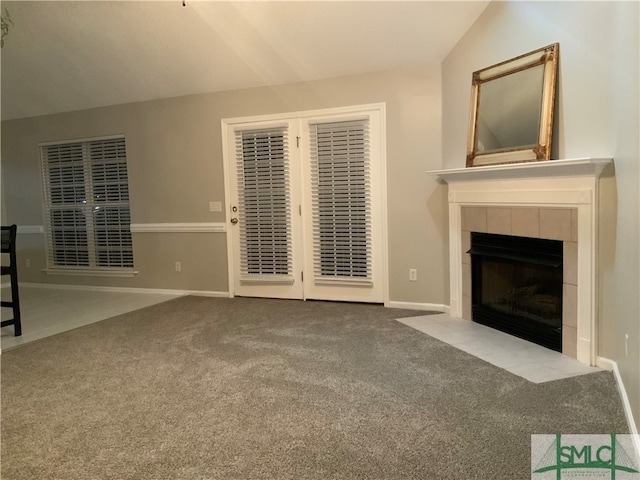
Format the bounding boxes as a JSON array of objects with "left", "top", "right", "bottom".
[{"left": 431, "top": 158, "right": 612, "bottom": 366}]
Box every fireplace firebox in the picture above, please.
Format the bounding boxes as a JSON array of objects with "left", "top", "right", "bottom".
[{"left": 469, "top": 232, "right": 563, "bottom": 352}]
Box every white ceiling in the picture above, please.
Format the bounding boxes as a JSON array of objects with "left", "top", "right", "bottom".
[{"left": 0, "top": 0, "right": 489, "bottom": 120}]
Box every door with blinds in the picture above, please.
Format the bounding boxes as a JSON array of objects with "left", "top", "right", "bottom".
[
  {"left": 300, "top": 113, "right": 384, "bottom": 302},
  {"left": 227, "top": 120, "right": 305, "bottom": 299},
  {"left": 224, "top": 105, "right": 386, "bottom": 303}
]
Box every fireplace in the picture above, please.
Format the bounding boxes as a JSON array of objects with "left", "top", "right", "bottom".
[
  {"left": 431, "top": 157, "right": 612, "bottom": 365},
  {"left": 469, "top": 232, "right": 563, "bottom": 351}
]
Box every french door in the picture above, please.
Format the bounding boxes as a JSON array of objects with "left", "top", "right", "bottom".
[{"left": 223, "top": 105, "right": 386, "bottom": 303}]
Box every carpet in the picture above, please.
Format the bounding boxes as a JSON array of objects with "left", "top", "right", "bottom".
[{"left": 1, "top": 296, "right": 628, "bottom": 479}]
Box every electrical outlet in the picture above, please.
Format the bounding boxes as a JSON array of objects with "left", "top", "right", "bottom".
[
  {"left": 25, "top": 258, "right": 31, "bottom": 268},
  {"left": 409, "top": 268, "right": 417, "bottom": 282},
  {"left": 175, "top": 261, "right": 181, "bottom": 272}
]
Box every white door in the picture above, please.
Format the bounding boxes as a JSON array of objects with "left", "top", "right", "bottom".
[
  {"left": 226, "top": 120, "right": 304, "bottom": 299},
  {"left": 300, "top": 113, "right": 385, "bottom": 303},
  {"left": 224, "top": 105, "right": 386, "bottom": 303}
]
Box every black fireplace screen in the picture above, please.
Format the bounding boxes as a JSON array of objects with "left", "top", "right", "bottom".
[{"left": 470, "top": 232, "right": 563, "bottom": 352}]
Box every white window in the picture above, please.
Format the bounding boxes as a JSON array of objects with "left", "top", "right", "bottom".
[{"left": 41, "top": 136, "right": 134, "bottom": 273}]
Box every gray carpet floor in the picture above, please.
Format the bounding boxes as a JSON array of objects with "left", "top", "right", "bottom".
[{"left": 1, "top": 296, "right": 628, "bottom": 479}]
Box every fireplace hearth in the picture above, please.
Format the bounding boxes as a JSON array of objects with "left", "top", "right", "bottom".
[{"left": 470, "top": 232, "right": 563, "bottom": 351}]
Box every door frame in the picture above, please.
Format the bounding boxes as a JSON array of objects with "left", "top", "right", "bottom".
[{"left": 221, "top": 103, "right": 389, "bottom": 305}]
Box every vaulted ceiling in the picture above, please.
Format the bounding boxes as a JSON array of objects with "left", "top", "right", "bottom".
[{"left": 0, "top": 1, "right": 489, "bottom": 121}]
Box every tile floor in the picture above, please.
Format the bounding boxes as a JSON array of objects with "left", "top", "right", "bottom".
[
  {"left": 1, "top": 285, "right": 183, "bottom": 351},
  {"left": 398, "top": 313, "right": 602, "bottom": 383}
]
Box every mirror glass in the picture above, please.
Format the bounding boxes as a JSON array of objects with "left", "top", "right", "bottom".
[
  {"left": 476, "top": 64, "right": 544, "bottom": 152},
  {"left": 467, "top": 44, "right": 558, "bottom": 167}
]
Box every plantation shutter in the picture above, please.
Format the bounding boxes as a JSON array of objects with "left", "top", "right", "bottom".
[
  {"left": 309, "top": 118, "right": 372, "bottom": 285},
  {"left": 42, "top": 137, "right": 133, "bottom": 269},
  {"left": 235, "top": 126, "right": 293, "bottom": 283},
  {"left": 89, "top": 139, "right": 133, "bottom": 267}
]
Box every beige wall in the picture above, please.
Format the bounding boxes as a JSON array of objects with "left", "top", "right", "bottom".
[
  {"left": 0, "top": 168, "right": 7, "bottom": 225},
  {"left": 1, "top": 66, "right": 448, "bottom": 304},
  {"left": 442, "top": 1, "right": 639, "bottom": 430}
]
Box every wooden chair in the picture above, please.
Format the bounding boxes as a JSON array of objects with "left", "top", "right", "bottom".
[{"left": 1, "top": 225, "right": 22, "bottom": 336}]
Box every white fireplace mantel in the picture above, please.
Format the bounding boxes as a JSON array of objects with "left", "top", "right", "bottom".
[
  {"left": 429, "top": 157, "right": 613, "bottom": 366},
  {"left": 430, "top": 158, "right": 612, "bottom": 183}
]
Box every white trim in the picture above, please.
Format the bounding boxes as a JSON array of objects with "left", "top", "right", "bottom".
[
  {"left": 38, "top": 133, "right": 125, "bottom": 147},
  {"left": 387, "top": 301, "right": 450, "bottom": 313},
  {"left": 16, "top": 225, "right": 44, "bottom": 234},
  {"left": 21, "top": 282, "right": 230, "bottom": 298},
  {"left": 379, "top": 105, "right": 390, "bottom": 307},
  {"left": 16, "top": 224, "right": 229, "bottom": 234},
  {"left": 232, "top": 121, "right": 290, "bottom": 132},
  {"left": 42, "top": 268, "right": 138, "bottom": 278},
  {"left": 130, "top": 223, "right": 226, "bottom": 233},
  {"left": 595, "top": 356, "right": 615, "bottom": 371},
  {"left": 221, "top": 102, "right": 386, "bottom": 128},
  {"left": 240, "top": 274, "right": 295, "bottom": 285},
  {"left": 221, "top": 120, "right": 235, "bottom": 298},
  {"left": 597, "top": 357, "right": 640, "bottom": 455},
  {"left": 313, "top": 278, "right": 374, "bottom": 287},
  {"left": 449, "top": 189, "right": 593, "bottom": 206},
  {"left": 430, "top": 158, "right": 611, "bottom": 182}
]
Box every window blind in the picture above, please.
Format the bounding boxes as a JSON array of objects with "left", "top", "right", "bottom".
[
  {"left": 41, "top": 137, "right": 133, "bottom": 269},
  {"left": 236, "top": 127, "right": 292, "bottom": 280},
  {"left": 309, "top": 119, "right": 372, "bottom": 284}
]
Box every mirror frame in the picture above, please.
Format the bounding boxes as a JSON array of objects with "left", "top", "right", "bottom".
[{"left": 466, "top": 43, "right": 559, "bottom": 168}]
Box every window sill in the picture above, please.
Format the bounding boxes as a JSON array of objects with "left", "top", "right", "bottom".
[{"left": 42, "top": 268, "right": 139, "bottom": 278}]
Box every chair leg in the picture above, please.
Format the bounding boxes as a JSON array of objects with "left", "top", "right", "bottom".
[
  {"left": 10, "top": 269, "right": 21, "bottom": 336},
  {"left": 1, "top": 225, "right": 22, "bottom": 337}
]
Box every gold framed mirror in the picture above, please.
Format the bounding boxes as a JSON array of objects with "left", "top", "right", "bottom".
[{"left": 466, "top": 43, "right": 559, "bottom": 167}]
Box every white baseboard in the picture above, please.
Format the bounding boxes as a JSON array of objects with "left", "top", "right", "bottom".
[
  {"left": 21, "top": 282, "right": 230, "bottom": 298},
  {"left": 595, "top": 356, "right": 615, "bottom": 371},
  {"left": 386, "top": 301, "right": 449, "bottom": 313},
  {"left": 181, "top": 289, "right": 230, "bottom": 298},
  {"left": 596, "top": 356, "right": 640, "bottom": 459}
]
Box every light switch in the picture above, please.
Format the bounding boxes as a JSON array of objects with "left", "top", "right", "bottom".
[{"left": 209, "top": 201, "right": 222, "bottom": 212}]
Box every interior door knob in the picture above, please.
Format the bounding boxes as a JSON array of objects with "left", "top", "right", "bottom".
[{"left": 230, "top": 218, "right": 238, "bottom": 224}]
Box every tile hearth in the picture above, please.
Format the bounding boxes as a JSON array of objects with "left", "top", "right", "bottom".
[{"left": 398, "top": 313, "right": 601, "bottom": 383}]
